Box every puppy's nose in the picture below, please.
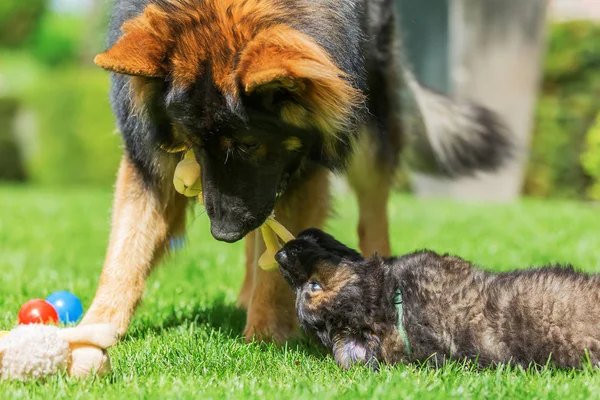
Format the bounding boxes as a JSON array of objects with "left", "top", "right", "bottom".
[{"left": 275, "top": 249, "right": 288, "bottom": 267}]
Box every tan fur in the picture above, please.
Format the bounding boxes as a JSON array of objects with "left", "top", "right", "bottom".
[
  {"left": 346, "top": 124, "right": 392, "bottom": 256},
  {"left": 244, "top": 167, "right": 331, "bottom": 343},
  {"left": 79, "top": 155, "right": 188, "bottom": 335},
  {"left": 236, "top": 233, "right": 256, "bottom": 310},
  {"left": 237, "top": 26, "right": 363, "bottom": 150},
  {"left": 157, "top": 124, "right": 191, "bottom": 154},
  {"left": 128, "top": 77, "right": 158, "bottom": 116},
  {"left": 380, "top": 332, "right": 407, "bottom": 363},
  {"left": 307, "top": 264, "right": 356, "bottom": 310},
  {"left": 220, "top": 137, "right": 234, "bottom": 150},
  {"left": 244, "top": 235, "right": 297, "bottom": 343},
  {"left": 94, "top": 0, "right": 362, "bottom": 158},
  {"left": 94, "top": 4, "right": 171, "bottom": 77},
  {"left": 283, "top": 137, "right": 303, "bottom": 152},
  {"left": 95, "top": 1, "right": 284, "bottom": 83}
]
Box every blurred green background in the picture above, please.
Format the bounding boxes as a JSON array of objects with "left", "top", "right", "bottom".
[
  {"left": 2, "top": 1, "right": 600, "bottom": 199},
  {"left": 0, "top": 0, "right": 121, "bottom": 186}
]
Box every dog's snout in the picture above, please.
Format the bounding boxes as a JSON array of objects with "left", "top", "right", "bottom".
[
  {"left": 208, "top": 211, "right": 250, "bottom": 243},
  {"left": 204, "top": 197, "right": 262, "bottom": 243},
  {"left": 210, "top": 225, "right": 246, "bottom": 243}
]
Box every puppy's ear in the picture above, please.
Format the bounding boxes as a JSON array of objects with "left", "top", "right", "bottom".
[
  {"left": 298, "top": 228, "right": 363, "bottom": 261},
  {"left": 94, "top": 5, "right": 170, "bottom": 77},
  {"left": 237, "top": 26, "right": 363, "bottom": 147},
  {"left": 332, "top": 334, "right": 380, "bottom": 370},
  {"left": 370, "top": 253, "right": 385, "bottom": 265}
]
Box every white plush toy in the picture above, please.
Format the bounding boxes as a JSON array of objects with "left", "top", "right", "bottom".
[{"left": 0, "top": 323, "right": 117, "bottom": 381}]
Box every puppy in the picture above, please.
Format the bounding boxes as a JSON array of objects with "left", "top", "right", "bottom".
[{"left": 276, "top": 228, "right": 600, "bottom": 369}]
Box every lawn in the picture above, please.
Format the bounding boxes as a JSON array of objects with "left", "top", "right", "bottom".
[{"left": 2, "top": 185, "right": 600, "bottom": 399}]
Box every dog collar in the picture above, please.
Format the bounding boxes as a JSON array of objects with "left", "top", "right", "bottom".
[{"left": 394, "top": 289, "right": 412, "bottom": 357}]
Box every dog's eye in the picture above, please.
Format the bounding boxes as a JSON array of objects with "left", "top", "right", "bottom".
[
  {"left": 237, "top": 140, "right": 260, "bottom": 152},
  {"left": 309, "top": 282, "right": 322, "bottom": 291},
  {"left": 271, "top": 89, "right": 294, "bottom": 106}
]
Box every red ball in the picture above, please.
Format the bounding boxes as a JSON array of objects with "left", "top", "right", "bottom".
[{"left": 18, "top": 299, "right": 59, "bottom": 325}]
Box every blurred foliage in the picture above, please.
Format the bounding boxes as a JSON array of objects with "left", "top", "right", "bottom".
[
  {"left": 0, "top": 98, "right": 26, "bottom": 181},
  {"left": 29, "top": 13, "right": 84, "bottom": 67},
  {"left": 0, "top": 0, "right": 48, "bottom": 47},
  {"left": 2, "top": 52, "right": 121, "bottom": 185},
  {"left": 581, "top": 114, "right": 600, "bottom": 200},
  {"left": 0, "top": 3, "right": 119, "bottom": 186},
  {"left": 21, "top": 67, "right": 121, "bottom": 185},
  {"left": 525, "top": 21, "right": 600, "bottom": 199}
]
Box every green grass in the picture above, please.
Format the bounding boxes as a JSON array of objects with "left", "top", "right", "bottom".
[{"left": 2, "top": 185, "right": 600, "bottom": 399}]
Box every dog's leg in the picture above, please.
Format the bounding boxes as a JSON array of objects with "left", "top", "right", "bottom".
[
  {"left": 346, "top": 126, "right": 392, "bottom": 257},
  {"left": 244, "top": 167, "right": 331, "bottom": 343},
  {"left": 243, "top": 235, "right": 296, "bottom": 343},
  {"left": 354, "top": 185, "right": 390, "bottom": 258},
  {"left": 79, "top": 154, "right": 187, "bottom": 336},
  {"left": 237, "top": 233, "right": 256, "bottom": 309}
]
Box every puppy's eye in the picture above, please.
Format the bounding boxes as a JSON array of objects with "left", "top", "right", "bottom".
[{"left": 309, "top": 282, "right": 322, "bottom": 291}]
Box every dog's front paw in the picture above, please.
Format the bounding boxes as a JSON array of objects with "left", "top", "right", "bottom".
[
  {"left": 68, "top": 345, "right": 111, "bottom": 378},
  {"left": 243, "top": 314, "right": 297, "bottom": 344}
]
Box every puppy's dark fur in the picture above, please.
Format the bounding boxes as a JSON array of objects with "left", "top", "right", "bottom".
[{"left": 277, "top": 229, "right": 600, "bottom": 369}]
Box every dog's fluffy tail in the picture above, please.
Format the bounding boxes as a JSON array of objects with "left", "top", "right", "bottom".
[{"left": 401, "top": 72, "right": 515, "bottom": 177}]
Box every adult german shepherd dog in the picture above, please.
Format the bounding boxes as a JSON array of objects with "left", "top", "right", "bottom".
[{"left": 81, "top": 0, "right": 512, "bottom": 344}]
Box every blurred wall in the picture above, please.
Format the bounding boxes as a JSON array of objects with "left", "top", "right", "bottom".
[
  {"left": 551, "top": 0, "right": 600, "bottom": 21},
  {"left": 396, "top": 0, "right": 449, "bottom": 94},
  {"left": 399, "top": 0, "right": 549, "bottom": 201}
]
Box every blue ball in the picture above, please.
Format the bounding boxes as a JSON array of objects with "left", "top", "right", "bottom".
[{"left": 46, "top": 291, "right": 84, "bottom": 324}]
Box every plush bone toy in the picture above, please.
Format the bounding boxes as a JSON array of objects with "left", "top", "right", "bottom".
[
  {"left": 0, "top": 324, "right": 117, "bottom": 381},
  {"left": 173, "top": 149, "right": 295, "bottom": 270}
]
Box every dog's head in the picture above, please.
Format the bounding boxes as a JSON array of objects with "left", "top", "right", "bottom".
[
  {"left": 275, "top": 228, "right": 386, "bottom": 369},
  {"left": 95, "top": 1, "right": 364, "bottom": 242}
]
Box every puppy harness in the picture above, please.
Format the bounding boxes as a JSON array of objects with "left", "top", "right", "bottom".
[{"left": 394, "top": 289, "right": 412, "bottom": 357}]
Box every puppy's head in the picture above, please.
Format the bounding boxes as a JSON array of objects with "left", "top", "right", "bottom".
[
  {"left": 94, "top": 1, "right": 364, "bottom": 242},
  {"left": 276, "top": 228, "right": 385, "bottom": 369}
]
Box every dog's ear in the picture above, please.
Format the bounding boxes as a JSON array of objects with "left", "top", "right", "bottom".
[
  {"left": 94, "top": 5, "right": 169, "bottom": 77},
  {"left": 332, "top": 333, "right": 380, "bottom": 370},
  {"left": 237, "top": 26, "right": 363, "bottom": 141}
]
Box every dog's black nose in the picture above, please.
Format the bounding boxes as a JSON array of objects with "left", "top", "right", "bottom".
[
  {"left": 275, "top": 248, "right": 288, "bottom": 267},
  {"left": 210, "top": 225, "right": 246, "bottom": 243}
]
